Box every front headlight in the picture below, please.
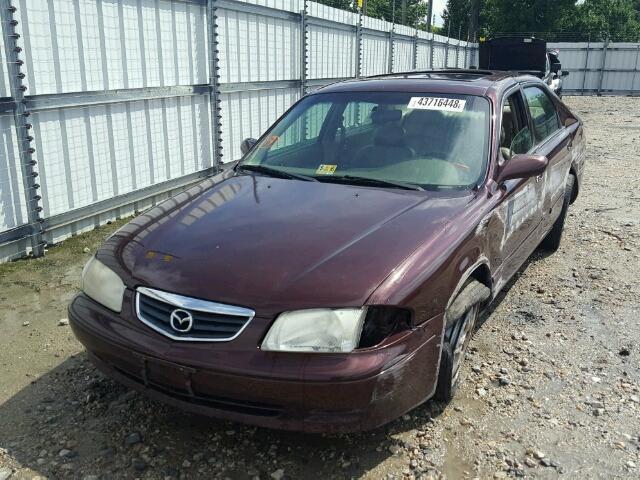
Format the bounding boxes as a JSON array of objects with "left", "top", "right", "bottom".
[
  {"left": 81, "top": 256, "right": 126, "bottom": 313},
  {"left": 261, "top": 308, "right": 367, "bottom": 353}
]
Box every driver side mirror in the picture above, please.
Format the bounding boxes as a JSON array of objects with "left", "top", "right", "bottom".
[
  {"left": 561, "top": 70, "right": 570, "bottom": 77},
  {"left": 240, "top": 137, "right": 258, "bottom": 156},
  {"left": 497, "top": 154, "right": 548, "bottom": 184}
]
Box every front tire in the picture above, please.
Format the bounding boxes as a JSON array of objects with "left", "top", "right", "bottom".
[
  {"left": 434, "top": 289, "right": 481, "bottom": 404},
  {"left": 540, "top": 174, "right": 575, "bottom": 252}
]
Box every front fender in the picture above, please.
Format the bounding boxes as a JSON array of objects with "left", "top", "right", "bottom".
[{"left": 366, "top": 189, "right": 496, "bottom": 323}]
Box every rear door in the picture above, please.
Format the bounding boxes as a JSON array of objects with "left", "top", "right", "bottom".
[{"left": 521, "top": 85, "right": 573, "bottom": 237}]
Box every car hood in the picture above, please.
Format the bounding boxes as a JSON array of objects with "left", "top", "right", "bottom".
[{"left": 106, "top": 173, "right": 474, "bottom": 317}]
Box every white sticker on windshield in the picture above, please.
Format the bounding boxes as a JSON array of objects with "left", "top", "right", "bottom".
[{"left": 407, "top": 97, "right": 466, "bottom": 112}]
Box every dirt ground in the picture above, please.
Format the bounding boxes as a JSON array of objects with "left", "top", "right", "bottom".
[{"left": 0, "top": 96, "right": 639, "bottom": 480}]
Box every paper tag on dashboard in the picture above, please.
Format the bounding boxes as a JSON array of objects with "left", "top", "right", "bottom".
[
  {"left": 316, "top": 164, "right": 337, "bottom": 175},
  {"left": 408, "top": 97, "right": 466, "bottom": 112}
]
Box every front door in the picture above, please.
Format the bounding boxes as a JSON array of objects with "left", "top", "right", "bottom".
[{"left": 492, "top": 88, "right": 545, "bottom": 286}]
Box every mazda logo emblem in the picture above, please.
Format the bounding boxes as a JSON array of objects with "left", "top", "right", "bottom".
[{"left": 169, "top": 309, "right": 194, "bottom": 333}]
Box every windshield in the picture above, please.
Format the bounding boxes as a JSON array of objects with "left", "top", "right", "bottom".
[{"left": 240, "top": 91, "right": 491, "bottom": 190}]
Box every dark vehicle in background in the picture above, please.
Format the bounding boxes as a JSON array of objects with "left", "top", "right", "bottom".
[
  {"left": 479, "top": 37, "right": 569, "bottom": 97},
  {"left": 69, "top": 70, "right": 586, "bottom": 433}
]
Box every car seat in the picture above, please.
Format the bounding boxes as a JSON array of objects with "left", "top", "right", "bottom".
[
  {"left": 351, "top": 109, "right": 413, "bottom": 168},
  {"left": 500, "top": 108, "right": 515, "bottom": 161},
  {"left": 402, "top": 110, "right": 451, "bottom": 158}
]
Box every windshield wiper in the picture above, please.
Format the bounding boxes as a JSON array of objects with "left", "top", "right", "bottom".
[
  {"left": 236, "top": 164, "right": 317, "bottom": 182},
  {"left": 314, "top": 175, "right": 424, "bottom": 191}
]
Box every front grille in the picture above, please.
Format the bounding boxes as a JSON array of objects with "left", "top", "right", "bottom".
[{"left": 136, "top": 287, "right": 254, "bottom": 341}]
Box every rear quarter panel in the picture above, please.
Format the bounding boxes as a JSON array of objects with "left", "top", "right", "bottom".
[
  {"left": 555, "top": 97, "right": 586, "bottom": 201},
  {"left": 571, "top": 123, "right": 587, "bottom": 192}
]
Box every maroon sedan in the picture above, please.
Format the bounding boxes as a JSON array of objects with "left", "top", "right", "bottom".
[{"left": 70, "top": 70, "right": 586, "bottom": 433}]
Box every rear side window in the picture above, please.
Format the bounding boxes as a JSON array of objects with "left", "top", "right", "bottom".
[{"left": 523, "top": 86, "right": 560, "bottom": 142}]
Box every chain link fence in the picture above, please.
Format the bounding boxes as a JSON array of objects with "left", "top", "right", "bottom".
[
  {"left": 491, "top": 31, "right": 640, "bottom": 43},
  {"left": 549, "top": 40, "right": 640, "bottom": 95}
]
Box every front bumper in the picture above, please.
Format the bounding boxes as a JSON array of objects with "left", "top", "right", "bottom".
[{"left": 69, "top": 291, "right": 442, "bottom": 433}]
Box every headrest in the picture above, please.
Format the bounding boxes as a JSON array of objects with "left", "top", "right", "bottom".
[
  {"left": 371, "top": 108, "right": 402, "bottom": 125},
  {"left": 403, "top": 109, "right": 445, "bottom": 135},
  {"left": 374, "top": 124, "right": 405, "bottom": 147},
  {"left": 502, "top": 109, "right": 513, "bottom": 130}
]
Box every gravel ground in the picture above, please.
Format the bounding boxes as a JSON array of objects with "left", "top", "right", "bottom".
[{"left": 0, "top": 96, "right": 639, "bottom": 480}]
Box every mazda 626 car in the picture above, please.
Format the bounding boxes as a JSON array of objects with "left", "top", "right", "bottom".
[{"left": 69, "top": 69, "right": 586, "bottom": 433}]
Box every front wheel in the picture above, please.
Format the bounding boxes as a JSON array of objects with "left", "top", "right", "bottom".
[{"left": 434, "top": 300, "right": 480, "bottom": 404}]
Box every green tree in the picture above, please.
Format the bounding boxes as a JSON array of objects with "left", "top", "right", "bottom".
[
  {"left": 563, "top": 0, "right": 640, "bottom": 41},
  {"left": 363, "top": 0, "right": 428, "bottom": 28},
  {"left": 442, "top": 0, "right": 472, "bottom": 39},
  {"left": 316, "top": 0, "right": 640, "bottom": 40},
  {"left": 469, "top": 0, "right": 482, "bottom": 41},
  {"left": 481, "top": 0, "right": 578, "bottom": 35},
  {"left": 319, "top": 0, "right": 356, "bottom": 11}
]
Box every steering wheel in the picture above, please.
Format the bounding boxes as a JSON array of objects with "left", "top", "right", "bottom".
[{"left": 348, "top": 144, "right": 369, "bottom": 168}]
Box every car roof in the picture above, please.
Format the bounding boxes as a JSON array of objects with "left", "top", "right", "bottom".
[{"left": 313, "top": 69, "right": 539, "bottom": 97}]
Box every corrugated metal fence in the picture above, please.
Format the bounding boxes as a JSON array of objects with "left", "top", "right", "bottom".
[
  {"left": 0, "top": 0, "right": 478, "bottom": 262},
  {"left": 549, "top": 41, "right": 640, "bottom": 95}
]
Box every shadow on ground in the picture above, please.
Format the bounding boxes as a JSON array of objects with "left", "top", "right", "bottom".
[
  {"left": 0, "top": 351, "right": 448, "bottom": 479},
  {"left": 477, "top": 247, "right": 554, "bottom": 331}
]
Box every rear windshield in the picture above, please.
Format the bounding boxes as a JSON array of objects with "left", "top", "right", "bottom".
[{"left": 241, "top": 91, "right": 491, "bottom": 190}]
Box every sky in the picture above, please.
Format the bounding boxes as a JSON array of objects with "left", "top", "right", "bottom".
[{"left": 432, "top": 0, "right": 446, "bottom": 27}]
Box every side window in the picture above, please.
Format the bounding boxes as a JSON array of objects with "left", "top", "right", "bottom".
[
  {"left": 523, "top": 86, "right": 560, "bottom": 142},
  {"left": 500, "top": 92, "right": 533, "bottom": 160},
  {"left": 272, "top": 102, "right": 331, "bottom": 151},
  {"left": 510, "top": 126, "right": 533, "bottom": 155},
  {"left": 341, "top": 101, "right": 377, "bottom": 134},
  {"left": 305, "top": 102, "right": 332, "bottom": 139}
]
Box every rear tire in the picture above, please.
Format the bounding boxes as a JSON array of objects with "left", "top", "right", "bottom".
[{"left": 541, "top": 174, "right": 575, "bottom": 252}]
